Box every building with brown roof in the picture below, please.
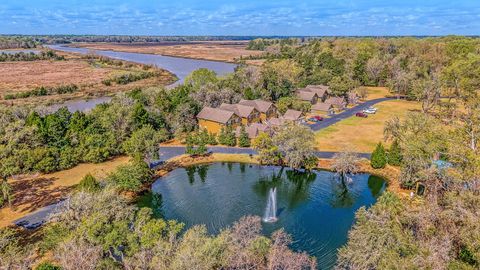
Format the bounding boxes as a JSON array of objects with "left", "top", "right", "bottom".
[
  {"left": 282, "top": 109, "right": 304, "bottom": 122},
  {"left": 238, "top": 99, "right": 277, "bottom": 121},
  {"left": 197, "top": 107, "right": 241, "bottom": 134},
  {"left": 295, "top": 85, "right": 329, "bottom": 102},
  {"left": 296, "top": 90, "right": 318, "bottom": 104},
  {"left": 235, "top": 123, "right": 272, "bottom": 142},
  {"left": 311, "top": 102, "right": 334, "bottom": 115},
  {"left": 219, "top": 103, "right": 260, "bottom": 125},
  {"left": 325, "top": 96, "right": 347, "bottom": 110},
  {"left": 265, "top": 117, "right": 286, "bottom": 128}
]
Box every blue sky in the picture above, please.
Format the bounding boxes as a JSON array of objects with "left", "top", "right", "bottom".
[{"left": 1, "top": 0, "right": 479, "bottom": 36}]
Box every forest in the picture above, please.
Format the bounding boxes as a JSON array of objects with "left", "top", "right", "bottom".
[{"left": 1, "top": 36, "right": 480, "bottom": 269}]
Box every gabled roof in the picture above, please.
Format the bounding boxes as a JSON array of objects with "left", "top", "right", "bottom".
[
  {"left": 296, "top": 91, "right": 318, "bottom": 101},
  {"left": 325, "top": 96, "right": 346, "bottom": 106},
  {"left": 219, "top": 103, "right": 256, "bottom": 118},
  {"left": 196, "top": 107, "right": 235, "bottom": 124},
  {"left": 266, "top": 117, "right": 286, "bottom": 127},
  {"left": 283, "top": 109, "right": 303, "bottom": 121},
  {"left": 238, "top": 99, "right": 274, "bottom": 113},
  {"left": 312, "top": 102, "right": 333, "bottom": 111},
  {"left": 235, "top": 125, "right": 260, "bottom": 139},
  {"left": 305, "top": 85, "right": 329, "bottom": 97},
  {"left": 250, "top": 122, "right": 270, "bottom": 133}
]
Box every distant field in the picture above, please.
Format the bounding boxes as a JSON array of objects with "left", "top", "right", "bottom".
[
  {"left": 72, "top": 41, "right": 264, "bottom": 62},
  {"left": 0, "top": 52, "right": 175, "bottom": 106},
  {"left": 316, "top": 99, "right": 421, "bottom": 153}
]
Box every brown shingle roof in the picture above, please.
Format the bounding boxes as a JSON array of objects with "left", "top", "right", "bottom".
[
  {"left": 266, "top": 117, "right": 286, "bottom": 127},
  {"left": 325, "top": 96, "right": 346, "bottom": 106},
  {"left": 238, "top": 99, "right": 273, "bottom": 113},
  {"left": 196, "top": 107, "right": 235, "bottom": 124},
  {"left": 250, "top": 123, "right": 270, "bottom": 133},
  {"left": 296, "top": 85, "right": 329, "bottom": 97},
  {"left": 296, "top": 91, "right": 317, "bottom": 101},
  {"left": 312, "top": 102, "right": 333, "bottom": 111},
  {"left": 283, "top": 109, "right": 303, "bottom": 121},
  {"left": 235, "top": 126, "right": 259, "bottom": 139},
  {"left": 219, "top": 103, "right": 255, "bottom": 118}
]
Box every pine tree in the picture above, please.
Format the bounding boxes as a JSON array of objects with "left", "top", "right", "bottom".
[
  {"left": 238, "top": 126, "right": 251, "bottom": 147},
  {"left": 208, "top": 132, "right": 218, "bottom": 145},
  {"left": 225, "top": 126, "right": 237, "bottom": 146},
  {"left": 371, "top": 142, "right": 387, "bottom": 169},
  {"left": 218, "top": 127, "right": 227, "bottom": 145},
  {"left": 387, "top": 139, "right": 402, "bottom": 166}
]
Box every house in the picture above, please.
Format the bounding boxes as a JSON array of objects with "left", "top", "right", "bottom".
[
  {"left": 311, "top": 102, "right": 334, "bottom": 115},
  {"left": 219, "top": 103, "right": 260, "bottom": 125},
  {"left": 296, "top": 90, "right": 318, "bottom": 104},
  {"left": 238, "top": 99, "right": 277, "bottom": 121},
  {"left": 305, "top": 85, "right": 329, "bottom": 101},
  {"left": 235, "top": 123, "right": 272, "bottom": 142},
  {"left": 348, "top": 92, "right": 359, "bottom": 105},
  {"left": 196, "top": 107, "right": 241, "bottom": 134},
  {"left": 282, "top": 109, "right": 304, "bottom": 122},
  {"left": 265, "top": 117, "right": 286, "bottom": 128},
  {"left": 325, "top": 96, "right": 347, "bottom": 110}
]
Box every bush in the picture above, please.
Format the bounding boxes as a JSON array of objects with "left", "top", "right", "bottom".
[
  {"left": 238, "top": 126, "right": 251, "bottom": 147},
  {"left": 371, "top": 142, "right": 387, "bottom": 169},
  {"left": 35, "top": 262, "right": 61, "bottom": 270},
  {"left": 77, "top": 173, "right": 100, "bottom": 192},
  {"left": 108, "top": 160, "right": 151, "bottom": 192},
  {"left": 387, "top": 139, "right": 402, "bottom": 166}
]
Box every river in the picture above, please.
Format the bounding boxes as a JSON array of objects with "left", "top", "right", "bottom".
[{"left": 46, "top": 45, "right": 237, "bottom": 112}]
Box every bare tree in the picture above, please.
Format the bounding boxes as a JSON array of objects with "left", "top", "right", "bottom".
[
  {"left": 267, "top": 229, "right": 317, "bottom": 270},
  {"left": 331, "top": 151, "right": 360, "bottom": 180},
  {"left": 55, "top": 239, "right": 102, "bottom": 270}
]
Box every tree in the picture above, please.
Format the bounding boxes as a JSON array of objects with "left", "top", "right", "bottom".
[
  {"left": 108, "top": 160, "right": 151, "bottom": 192},
  {"left": 238, "top": 126, "right": 250, "bottom": 147},
  {"left": 219, "top": 126, "right": 236, "bottom": 146},
  {"left": 252, "top": 132, "right": 282, "bottom": 165},
  {"left": 331, "top": 151, "right": 360, "bottom": 180},
  {"left": 328, "top": 75, "right": 356, "bottom": 97},
  {"left": 122, "top": 125, "right": 168, "bottom": 161},
  {"left": 273, "top": 123, "right": 316, "bottom": 170},
  {"left": 371, "top": 142, "right": 387, "bottom": 169},
  {"left": 184, "top": 68, "right": 218, "bottom": 91},
  {"left": 387, "top": 139, "right": 402, "bottom": 166},
  {"left": 0, "top": 180, "right": 12, "bottom": 208}
]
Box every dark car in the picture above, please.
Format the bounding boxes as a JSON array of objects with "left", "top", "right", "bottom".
[
  {"left": 307, "top": 117, "right": 318, "bottom": 122},
  {"left": 355, "top": 112, "right": 368, "bottom": 118}
]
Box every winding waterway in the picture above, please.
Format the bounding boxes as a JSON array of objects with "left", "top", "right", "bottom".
[
  {"left": 46, "top": 45, "right": 237, "bottom": 112},
  {"left": 140, "top": 163, "right": 386, "bottom": 269}
]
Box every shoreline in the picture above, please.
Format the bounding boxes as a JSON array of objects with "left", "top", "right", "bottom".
[{"left": 67, "top": 43, "right": 253, "bottom": 64}]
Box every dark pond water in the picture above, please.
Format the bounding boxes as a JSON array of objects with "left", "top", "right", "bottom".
[
  {"left": 44, "top": 45, "right": 237, "bottom": 112},
  {"left": 140, "top": 162, "right": 386, "bottom": 269}
]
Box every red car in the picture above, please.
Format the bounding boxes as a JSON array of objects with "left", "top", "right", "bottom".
[
  {"left": 313, "top": 115, "right": 324, "bottom": 121},
  {"left": 355, "top": 112, "right": 368, "bottom": 118}
]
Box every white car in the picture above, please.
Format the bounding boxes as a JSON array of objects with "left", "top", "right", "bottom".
[{"left": 363, "top": 108, "right": 376, "bottom": 114}]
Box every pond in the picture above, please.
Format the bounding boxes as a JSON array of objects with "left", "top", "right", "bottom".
[{"left": 140, "top": 162, "right": 386, "bottom": 269}]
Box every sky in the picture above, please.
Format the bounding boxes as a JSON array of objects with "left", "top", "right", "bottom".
[{"left": 1, "top": 0, "right": 479, "bottom": 36}]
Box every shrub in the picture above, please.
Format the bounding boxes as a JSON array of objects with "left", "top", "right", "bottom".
[
  {"left": 387, "top": 139, "right": 402, "bottom": 166},
  {"left": 35, "top": 262, "right": 61, "bottom": 270},
  {"left": 108, "top": 160, "right": 151, "bottom": 192},
  {"left": 371, "top": 142, "right": 387, "bottom": 169},
  {"left": 238, "top": 126, "right": 251, "bottom": 147},
  {"left": 77, "top": 173, "right": 100, "bottom": 192}
]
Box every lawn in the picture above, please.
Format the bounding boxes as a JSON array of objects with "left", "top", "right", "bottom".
[
  {"left": 361, "top": 86, "right": 391, "bottom": 100},
  {"left": 315, "top": 99, "right": 421, "bottom": 153}
]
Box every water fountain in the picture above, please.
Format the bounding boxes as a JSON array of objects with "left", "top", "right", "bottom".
[{"left": 263, "top": 187, "right": 278, "bottom": 223}]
